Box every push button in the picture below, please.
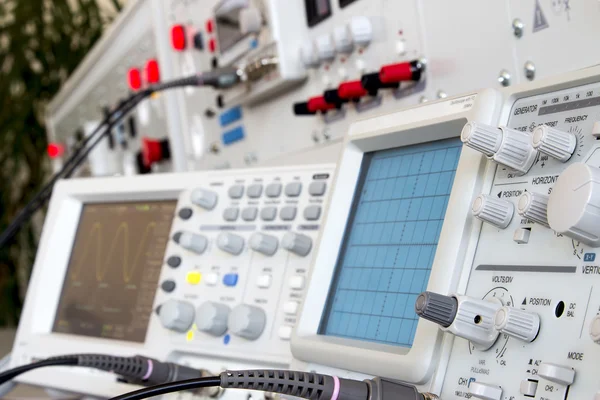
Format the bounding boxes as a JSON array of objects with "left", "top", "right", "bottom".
[
  {"left": 223, "top": 273, "right": 239, "bottom": 287},
  {"left": 223, "top": 207, "right": 239, "bottom": 222},
  {"left": 278, "top": 326, "right": 293, "bottom": 340},
  {"left": 228, "top": 185, "right": 244, "bottom": 199},
  {"left": 520, "top": 380, "right": 538, "bottom": 397},
  {"left": 266, "top": 183, "right": 282, "bottom": 198},
  {"left": 205, "top": 273, "right": 219, "bottom": 286},
  {"left": 280, "top": 206, "right": 297, "bottom": 221},
  {"left": 284, "top": 301, "right": 299, "bottom": 315},
  {"left": 178, "top": 208, "right": 193, "bottom": 220},
  {"left": 247, "top": 184, "right": 263, "bottom": 198},
  {"left": 289, "top": 276, "right": 305, "bottom": 290},
  {"left": 161, "top": 280, "right": 176, "bottom": 293},
  {"left": 186, "top": 271, "right": 202, "bottom": 285},
  {"left": 308, "top": 181, "right": 327, "bottom": 196},
  {"left": 261, "top": 207, "right": 277, "bottom": 221},
  {"left": 513, "top": 228, "right": 531, "bottom": 244},
  {"left": 167, "top": 256, "right": 182, "bottom": 268},
  {"left": 256, "top": 275, "right": 272, "bottom": 288},
  {"left": 242, "top": 207, "right": 258, "bottom": 221},
  {"left": 285, "top": 182, "right": 302, "bottom": 197},
  {"left": 304, "top": 205, "right": 322, "bottom": 221}
]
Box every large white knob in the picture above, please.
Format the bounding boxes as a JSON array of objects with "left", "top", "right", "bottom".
[
  {"left": 517, "top": 192, "right": 550, "bottom": 227},
  {"left": 196, "top": 302, "right": 230, "bottom": 337},
  {"left": 472, "top": 194, "right": 514, "bottom": 229},
  {"left": 174, "top": 231, "right": 208, "bottom": 254},
  {"left": 589, "top": 315, "right": 600, "bottom": 344},
  {"left": 300, "top": 40, "right": 319, "bottom": 68},
  {"left": 469, "top": 382, "right": 502, "bottom": 400},
  {"left": 548, "top": 162, "right": 600, "bottom": 247},
  {"left": 228, "top": 304, "right": 266, "bottom": 340},
  {"left": 240, "top": 7, "right": 262, "bottom": 34},
  {"left": 217, "top": 233, "right": 245, "bottom": 255},
  {"left": 333, "top": 25, "right": 353, "bottom": 53},
  {"left": 349, "top": 16, "right": 373, "bottom": 47},
  {"left": 461, "top": 122, "right": 536, "bottom": 175},
  {"left": 191, "top": 189, "right": 218, "bottom": 210},
  {"left": 282, "top": 232, "right": 312, "bottom": 257},
  {"left": 532, "top": 125, "right": 576, "bottom": 162},
  {"left": 461, "top": 122, "right": 502, "bottom": 157},
  {"left": 494, "top": 306, "right": 540, "bottom": 342},
  {"left": 159, "top": 300, "right": 195, "bottom": 333},
  {"left": 451, "top": 295, "right": 501, "bottom": 350},
  {"left": 316, "top": 34, "right": 335, "bottom": 62},
  {"left": 249, "top": 233, "right": 278, "bottom": 256}
]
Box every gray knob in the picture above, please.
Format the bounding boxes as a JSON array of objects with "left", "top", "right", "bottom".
[
  {"left": 415, "top": 291, "right": 458, "bottom": 328},
  {"left": 196, "top": 302, "right": 230, "bottom": 336},
  {"left": 191, "top": 188, "right": 218, "bottom": 210},
  {"left": 228, "top": 304, "right": 266, "bottom": 340},
  {"left": 159, "top": 299, "right": 195, "bottom": 333},
  {"left": 217, "top": 232, "right": 245, "bottom": 255},
  {"left": 173, "top": 231, "right": 208, "bottom": 254},
  {"left": 249, "top": 233, "right": 278, "bottom": 256},
  {"left": 281, "top": 232, "right": 312, "bottom": 257}
]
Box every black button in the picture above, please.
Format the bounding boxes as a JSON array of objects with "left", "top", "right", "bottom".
[
  {"left": 172, "top": 232, "right": 183, "bottom": 243},
  {"left": 167, "top": 256, "right": 182, "bottom": 268},
  {"left": 216, "top": 95, "right": 224, "bottom": 108},
  {"left": 178, "top": 208, "right": 193, "bottom": 220},
  {"left": 211, "top": 56, "right": 219, "bottom": 69},
  {"left": 155, "top": 305, "right": 162, "bottom": 315},
  {"left": 193, "top": 32, "right": 204, "bottom": 50},
  {"left": 161, "top": 280, "right": 176, "bottom": 293}
]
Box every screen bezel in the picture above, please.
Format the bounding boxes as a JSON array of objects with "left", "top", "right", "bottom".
[{"left": 292, "top": 91, "right": 500, "bottom": 384}]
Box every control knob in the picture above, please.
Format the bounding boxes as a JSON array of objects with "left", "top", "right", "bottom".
[
  {"left": 517, "top": 192, "right": 550, "bottom": 227},
  {"left": 461, "top": 122, "right": 537, "bottom": 175},
  {"left": 173, "top": 231, "right": 208, "bottom": 254},
  {"left": 589, "top": 315, "right": 600, "bottom": 344},
  {"left": 249, "top": 233, "right": 278, "bottom": 256},
  {"left": 191, "top": 188, "right": 218, "bottom": 210},
  {"left": 494, "top": 306, "right": 540, "bottom": 342},
  {"left": 532, "top": 125, "right": 576, "bottom": 162},
  {"left": 416, "top": 292, "right": 501, "bottom": 350},
  {"left": 196, "top": 302, "right": 230, "bottom": 336},
  {"left": 228, "top": 304, "right": 266, "bottom": 340},
  {"left": 547, "top": 162, "right": 600, "bottom": 247},
  {"left": 472, "top": 194, "right": 514, "bottom": 229},
  {"left": 282, "top": 232, "right": 312, "bottom": 257},
  {"left": 217, "top": 232, "right": 245, "bottom": 255},
  {"left": 159, "top": 300, "right": 195, "bottom": 333}
]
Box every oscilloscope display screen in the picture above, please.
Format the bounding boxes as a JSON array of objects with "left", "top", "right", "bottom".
[{"left": 52, "top": 200, "right": 177, "bottom": 343}]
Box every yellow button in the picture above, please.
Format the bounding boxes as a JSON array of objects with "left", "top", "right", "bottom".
[
  {"left": 186, "top": 330, "right": 195, "bottom": 342},
  {"left": 186, "top": 271, "right": 202, "bottom": 285}
]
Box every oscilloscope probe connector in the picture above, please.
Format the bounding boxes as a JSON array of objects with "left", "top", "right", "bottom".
[{"left": 108, "top": 369, "right": 439, "bottom": 400}]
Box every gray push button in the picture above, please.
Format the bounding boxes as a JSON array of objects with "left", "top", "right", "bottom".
[
  {"left": 304, "top": 205, "right": 322, "bottom": 221},
  {"left": 228, "top": 185, "right": 244, "bottom": 199},
  {"left": 161, "top": 280, "right": 176, "bottom": 293},
  {"left": 280, "top": 206, "right": 297, "bottom": 221},
  {"left": 167, "top": 256, "right": 182, "bottom": 268},
  {"left": 178, "top": 208, "right": 193, "bottom": 220},
  {"left": 309, "top": 181, "right": 327, "bottom": 196},
  {"left": 285, "top": 182, "right": 302, "bottom": 197},
  {"left": 261, "top": 207, "right": 277, "bottom": 221},
  {"left": 223, "top": 207, "right": 239, "bottom": 222},
  {"left": 266, "top": 183, "right": 282, "bottom": 198},
  {"left": 242, "top": 207, "right": 258, "bottom": 221},
  {"left": 247, "top": 184, "right": 263, "bottom": 198}
]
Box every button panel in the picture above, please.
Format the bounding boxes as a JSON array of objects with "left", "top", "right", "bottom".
[{"left": 156, "top": 166, "right": 334, "bottom": 365}]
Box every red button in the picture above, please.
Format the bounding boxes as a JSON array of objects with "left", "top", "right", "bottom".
[
  {"left": 338, "top": 80, "right": 368, "bottom": 100},
  {"left": 307, "top": 96, "right": 336, "bottom": 113},
  {"left": 208, "top": 38, "right": 217, "bottom": 53},
  {"left": 142, "top": 138, "right": 164, "bottom": 167},
  {"left": 171, "top": 24, "right": 187, "bottom": 51},
  {"left": 47, "top": 143, "right": 65, "bottom": 159},
  {"left": 206, "top": 19, "right": 214, "bottom": 33},
  {"left": 379, "top": 62, "right": 414, "bottom": 84},
  {"left": 128, "top": 68, "right": 142, "bottom": 91},
  {"left": 145, "top": 59, "right": 161, "bottom": 84}
]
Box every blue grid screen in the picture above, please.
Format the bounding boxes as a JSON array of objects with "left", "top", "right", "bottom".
[{"left": 319, "top": 138, "right": 462, "bottom": 347}]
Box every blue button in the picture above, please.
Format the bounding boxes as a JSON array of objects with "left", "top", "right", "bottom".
[
  {"left": 223, "top": 334, "right": 231, "bottom": 345},
  {"left": 222, "top": 126, "right": 245, "bottom": 145},
  {"left": 219, "top": 107, "right": 243, "bottom": 127},
  {"left": 250, "top": 39, "right": 259, "bottom": 49},
  {"left": 223, "top": 273, "right": 239, "bottom": 287}
]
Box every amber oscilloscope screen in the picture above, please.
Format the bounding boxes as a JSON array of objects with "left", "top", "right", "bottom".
[{"left": 52, "top": 201, "right": 177, "bottom": 343}]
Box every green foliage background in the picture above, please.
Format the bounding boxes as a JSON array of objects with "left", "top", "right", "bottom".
[{"left": 0, "top": 0, "right": 122, "bottom": 326}]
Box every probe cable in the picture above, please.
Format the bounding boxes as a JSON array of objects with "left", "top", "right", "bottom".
[
  {"left": 0, "top": 66, "right": 241, "bottom": 249},
  {"left": 108, "top": 369, "right": 439, "bottom": 400},
  {"left": 0, "top": 354, "right": 212, "bottom": 388}
]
